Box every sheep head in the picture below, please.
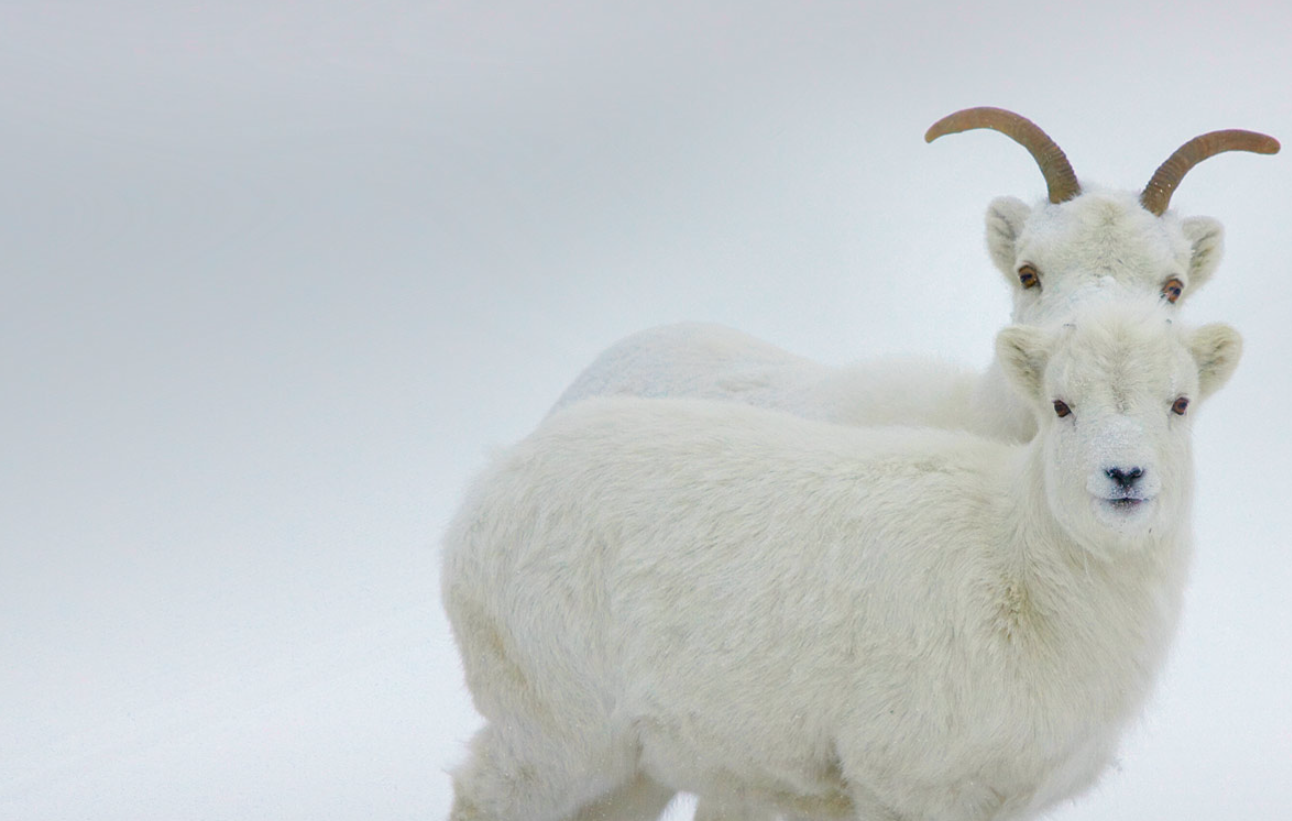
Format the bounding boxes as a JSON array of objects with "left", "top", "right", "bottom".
[
  {"left": 997, "top": 298, "right": 1242, "bottom": 557},
  {"left": 927, "top": 107, "right": 1278, "bottom": 325}
]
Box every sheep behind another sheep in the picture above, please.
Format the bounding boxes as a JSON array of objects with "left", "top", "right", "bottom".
[{"left": 552, "top": 110, "right": 1275, "bottom": 445}]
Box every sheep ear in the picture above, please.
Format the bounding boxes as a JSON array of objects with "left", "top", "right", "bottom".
[
  {"left": 985, "top": 196, "right": 1032, "bottom": 285},
  {"left": 1181, "top": 216, "right": 1224, "bottom": 295},
  {"left": 996, "top": 325, "right": 1052, "bottom": 402},
  {"left": 1188, "top": 322, "right": 1242, "bottom": 399}
]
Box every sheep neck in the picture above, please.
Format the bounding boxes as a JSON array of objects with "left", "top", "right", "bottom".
[{"left": 990, "top": 443, "right": 1191, "bottom": 720}]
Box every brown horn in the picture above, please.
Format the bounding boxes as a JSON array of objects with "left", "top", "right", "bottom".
[
  {"left": 926, "top": 107, "right": 1080, "bottom": 204},
  {"left": 1140, "top": 130, "right": 1280, "bottom": 216}
]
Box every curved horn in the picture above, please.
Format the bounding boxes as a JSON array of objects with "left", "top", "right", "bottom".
[
  {"left": 925, "top": 107, "right": 1080, "bottom": 204},
  {"left": 1140, "top": 130, "right": 1280, "bottom": 216}
]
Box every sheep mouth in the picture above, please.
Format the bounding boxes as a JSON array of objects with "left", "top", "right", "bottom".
[
  {"left": 1091, "top": 495, "right": 1156, "bottom": 529},
  {"left": 1099, "top": 496, "right": 1153, "bottom": 513}
]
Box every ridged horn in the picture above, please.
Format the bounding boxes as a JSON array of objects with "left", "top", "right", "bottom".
[
  {"left": 1141, "top": 130, "right": 1280, "bottom": 216},
  {"left": 926, "top": 107, "right": 1080, "bottom": 204}
]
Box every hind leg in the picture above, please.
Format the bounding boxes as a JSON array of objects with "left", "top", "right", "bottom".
[
  {"left": 449, "top": 720, "right": 648, "bottom": 821},
  {"left": 569, "top": 773, "right": 675, "bottom": 821},
  {"left": 693, "top": 797, "right": 776, "bottom": 821},
  {"left": 692, "top": 800, "right": 776, "bottom": 821}
]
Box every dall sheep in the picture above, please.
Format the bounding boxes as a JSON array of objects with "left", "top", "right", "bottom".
[
  {"left": 552, "top": 108, "right": 1275, "bottom": 444},
  {"left": 442, "top": 298, "right": 1242, "bottom": 821}
]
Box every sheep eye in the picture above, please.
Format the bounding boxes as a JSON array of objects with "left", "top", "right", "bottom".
[
  {"left": 1053, "top": 400, "right": 1071, "bottom": 418},
  {"left": 1018, "top": 264, "right": 1040, "bottom": 289},
  {"left": 1161, "top": 277, "right": 1185, "bottom": 304},
  {"left": 1171, "top": 396, "right": 1190, "bottom": 415}
]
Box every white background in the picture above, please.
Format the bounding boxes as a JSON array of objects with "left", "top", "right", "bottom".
[{"left": 2, "top": 2, "right": 1288, "bottom": 818}]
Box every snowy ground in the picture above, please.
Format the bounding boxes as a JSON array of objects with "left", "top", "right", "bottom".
[{"left": 3, "top": 2, "right": 1290, "bottom": 819}]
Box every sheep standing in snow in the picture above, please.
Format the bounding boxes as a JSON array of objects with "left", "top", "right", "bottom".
[
  {"left": 442, "top": 298, "right": 1241, "bottom": 821},
  {"left": 552, "top": 108, "right": 1275, "bottom": 444}
]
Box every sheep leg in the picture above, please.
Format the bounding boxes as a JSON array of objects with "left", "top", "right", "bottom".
[
  {"left": 567, "top": 773, "right": 676, "bottom": 821},
  {"left": 693, "top": 797, "right": 777, "bottom": 821},
  {"left": 449, "top": 721, "right": 646, "bottom": 821}
]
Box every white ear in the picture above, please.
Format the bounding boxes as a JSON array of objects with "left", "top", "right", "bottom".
[
  {"left": 1188, "top": 322, "right": 1243, "bottom": 399},
  {"left": 996, "top": 324, "right": 1053, "bottom": 402},
  {"left": 985, "top": 196, "right": 1032, "bottom": 284},
  {"left": 1181, "top": 216, "right": 1224, "bottom": 295}
]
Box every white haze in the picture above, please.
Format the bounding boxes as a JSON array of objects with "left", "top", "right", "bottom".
[{"left": 2, "top": 2, "right": 1289, "bottom": 819}]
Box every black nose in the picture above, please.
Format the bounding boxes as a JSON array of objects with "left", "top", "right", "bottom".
[{"left": 1105, "top": 466, "right": 1144, "bottom": 489}]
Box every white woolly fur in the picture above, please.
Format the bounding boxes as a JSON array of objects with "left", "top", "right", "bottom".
[
  {"left": 441, "top": 298, "right": 1242, "bottom": 821},
  {"left": 552, "top": 186, "right": 1226, "bottom": 445}
]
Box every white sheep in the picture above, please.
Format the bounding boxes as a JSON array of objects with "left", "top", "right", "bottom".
[
  {"left": 551, "top": 108, "right": 1275, "bottom": 444},
  {"left": 442, "top": 297, "right": 1242, "bottom": 821}
]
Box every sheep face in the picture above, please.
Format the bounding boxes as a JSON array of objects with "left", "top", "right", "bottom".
[
  {"left": 985, "top": 189, "right": 1223, "bottom": 326},
  {"left": 997, "top": 300, "right": 1241, "bottom": 558}
]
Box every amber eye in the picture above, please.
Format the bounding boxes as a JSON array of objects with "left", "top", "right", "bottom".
[
  {"left": 1018, "top": 264, "right": 1040, "bottom": 289},
  {"left": 1161, "top": 277, "right": 1184, "bottom": 304},
  {"left": 1171, "top": 396, "right": 1190, "bottom": 415},
  {"left": 1053, "top": 400, "right": 1071, "bottom": 418}
]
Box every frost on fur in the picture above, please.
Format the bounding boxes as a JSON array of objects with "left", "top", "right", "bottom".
[
  {"left": 442, "top": 297, "right": 1241, "bottom": 821},
  {"left": 552, "top": 109, "right": 1274, "bottom": 446}
]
